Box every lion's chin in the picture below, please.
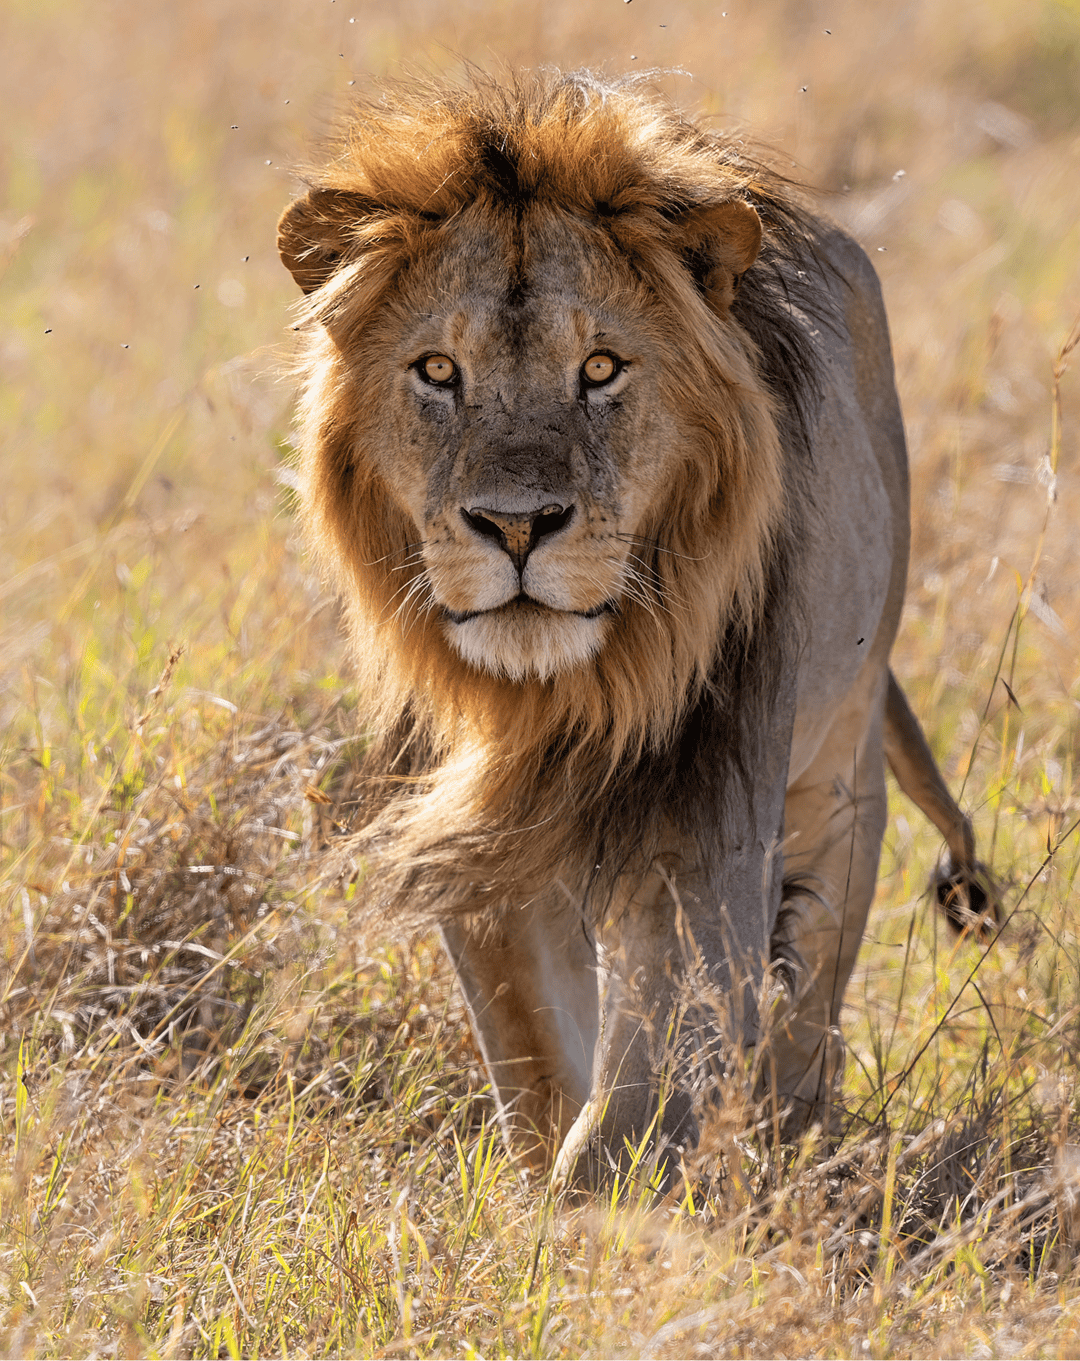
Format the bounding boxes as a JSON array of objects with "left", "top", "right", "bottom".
[{"left": 445, "top": 605, "right": 609, "bottom": 682}]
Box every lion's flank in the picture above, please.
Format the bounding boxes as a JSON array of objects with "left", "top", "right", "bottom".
[{"left": 282, "top": 69, "right": 826, "bottom": 926}]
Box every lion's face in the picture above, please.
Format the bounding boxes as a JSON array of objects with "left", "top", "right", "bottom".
[
  {"left": 280, "top": 83, "right": 773, "bottom": 709},
  {"left": 371, "top": 205, "right": 681, "bottom": 681}
]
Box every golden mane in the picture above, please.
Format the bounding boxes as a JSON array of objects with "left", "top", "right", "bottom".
[{"left": 281, "top": 70, "right": 824, "bottom": 923}]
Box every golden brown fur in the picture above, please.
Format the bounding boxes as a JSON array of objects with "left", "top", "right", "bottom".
[{"left": 279, "top": 70, "right": 822, "bottom": 924}]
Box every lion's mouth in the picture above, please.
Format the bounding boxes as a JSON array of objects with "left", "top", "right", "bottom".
[{"left": 443, "top": 593, "right": 618, "bottom": 626}]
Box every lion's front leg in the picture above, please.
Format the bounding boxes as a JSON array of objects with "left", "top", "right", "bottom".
[
  {"left": 556, "top": 710, "right": 793, "bottom": 1189},
  {"left": 441, "top": 900, "right": 599, "bottom": 1170}
]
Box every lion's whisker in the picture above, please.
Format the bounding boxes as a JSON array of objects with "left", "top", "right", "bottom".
[
  {"left": 389, "top": 553, "right": 427, "bottom": 573},
  {"left": 612, "top": 532, "right": 711, "bottom": 563},
  {"left": 361, "top": 540, "right": 427, "bottom": 568},
  {"left": 380, "top": 569, "right": 434, "bottom": 633}
]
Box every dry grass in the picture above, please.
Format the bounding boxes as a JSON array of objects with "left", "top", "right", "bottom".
[{"left": 3, "top": 0, "right": 1080, "bottom": 1355}]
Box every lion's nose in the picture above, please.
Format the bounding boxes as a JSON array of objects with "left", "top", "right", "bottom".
[{"left": 462, "top": 503, "right": 573, "bottom": 571}]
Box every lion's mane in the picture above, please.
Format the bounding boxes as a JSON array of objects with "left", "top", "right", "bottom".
[{"left": 284, "top": 70, "right": 824, "bottom": 923}]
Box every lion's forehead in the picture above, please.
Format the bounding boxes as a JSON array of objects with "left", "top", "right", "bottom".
[{"left": 399, "top": 206, "right": 648, "bottom": 371}]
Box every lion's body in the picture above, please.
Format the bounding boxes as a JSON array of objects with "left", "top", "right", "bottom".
[{"left": 279, "top": 71, "right": 988, "bottom": 1174}]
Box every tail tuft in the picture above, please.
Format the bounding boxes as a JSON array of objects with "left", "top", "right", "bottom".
[{"left": 933, "top": 862, "right": 1001, "bottom": 943}]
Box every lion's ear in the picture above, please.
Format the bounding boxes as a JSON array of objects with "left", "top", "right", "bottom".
[
  {"left": 680, "top": 199, "right": 763, "bottom": 314},
  {"left": 277, "top": 187, "right": 373, "bottom": 294}
]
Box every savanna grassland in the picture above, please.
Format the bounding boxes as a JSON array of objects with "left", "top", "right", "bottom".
[{"left": 3, "top": 0, "right": 1080, "bottom": 1355}]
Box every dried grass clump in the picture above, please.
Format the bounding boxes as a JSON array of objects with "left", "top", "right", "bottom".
[{"left": 3, "top": 690, "right": 359, "bottom": 1065}]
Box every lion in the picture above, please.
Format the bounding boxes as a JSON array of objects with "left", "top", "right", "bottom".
[{"left": 277, "top": 70, "right": 994, "bottom": 1181}]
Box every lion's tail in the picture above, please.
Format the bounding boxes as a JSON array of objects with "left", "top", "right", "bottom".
[{"left": 883, "top": 669, "right": 1000, "bottom": 940}]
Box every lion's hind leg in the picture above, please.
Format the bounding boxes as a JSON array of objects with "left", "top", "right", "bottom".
[{"left": 767, "top": 690, "right": 890, "bottom": 1132}]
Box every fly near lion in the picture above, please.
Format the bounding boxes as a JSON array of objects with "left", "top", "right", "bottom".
[{"left": 277, "top": 70, "right": 994, "bottom": 1182}]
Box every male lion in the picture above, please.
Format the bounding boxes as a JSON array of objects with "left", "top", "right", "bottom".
[{"left": 278, "top": 70, "right": 991, "bottom": 1180}]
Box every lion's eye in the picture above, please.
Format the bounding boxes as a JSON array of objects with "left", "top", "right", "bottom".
[
  {"left": 419, "top": 354, "right": 457, "bottom": 386},
  {"left": 581, "top": 352, "right": 618, "bottom": 386}
]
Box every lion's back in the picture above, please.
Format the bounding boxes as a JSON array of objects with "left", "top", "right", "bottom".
[{"left": 786, "top": 221, "right": 912, "bottom": 776}]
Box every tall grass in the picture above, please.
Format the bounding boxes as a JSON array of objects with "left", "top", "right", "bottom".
[{"left": 3, "top": 0, "right": 1080, "bottom": 1354}]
